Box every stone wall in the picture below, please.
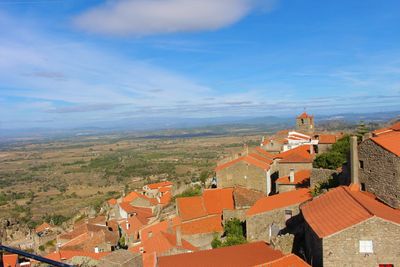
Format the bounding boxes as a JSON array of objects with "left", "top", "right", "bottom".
[
  {"left": 183, "top": 232, "right": 218, "bottom": 250},
  {"left": 246, "top": 204, "right": 301, "bottom": 242},
  {"left": 359, "top": 139, "right": 400, "bottom": 208},
  {"left": 278, "top": 162, "right": 313, "bottom": 177},
  {"left": 216, "top": 161, "right": 268, "bottom": 194},
  {"left": 310, "top": 168, "right": 338, "bottom": 188},
  {"left": 322, "top": 217, "right": 400, "bottom": 267},
  {"left": 222, "top": 209, "right": 247, "bottom": 223},
  {"left": 276, "top": 184, "right": 297, "bottom": 193},
  {"left": 316, "top": 144, "right": 332, "bottom": 154}
]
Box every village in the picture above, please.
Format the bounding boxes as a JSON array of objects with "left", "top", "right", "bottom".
[{"left": 2, "top": 112, "right": 400, "bottom": 267}]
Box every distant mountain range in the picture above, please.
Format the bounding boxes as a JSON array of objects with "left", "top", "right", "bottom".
[{"left": 1, "top": 110, "right": 399, "bottom": 145}]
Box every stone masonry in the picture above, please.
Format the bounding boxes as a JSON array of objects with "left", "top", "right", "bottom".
[
  {"left": 246, "top": 203, "right": 301, "bottom": 242},
  {"left": 359, "top": 139, "right": 400, "bottom": 208}
]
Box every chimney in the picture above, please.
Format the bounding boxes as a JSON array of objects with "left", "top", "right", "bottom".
[
  {"left": 310, "top": 144, "right": 314, "bottom": 155},
  {"left": 94, "top": 247, "right": 99, "bottom": 253},
  {"left": 126, "top": 220, "right": 130, "bottom": 230},
  {"left": 289, "top": 169, "right": 295, "bottom": 183},
  {"left": 350, "top": 136, "right": 360, "bottom": 186},
  {"left": 176, "top": 226, "right": 182, "bottom": 247}
]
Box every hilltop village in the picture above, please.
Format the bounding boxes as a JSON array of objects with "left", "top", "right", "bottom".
[{"left": 2, "top": 112, "right": 400, "bottom": 267}]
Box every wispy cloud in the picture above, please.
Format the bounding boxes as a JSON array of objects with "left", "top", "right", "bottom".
[{"left": 74, "top": 0, "right": 276, "bottom": 36}]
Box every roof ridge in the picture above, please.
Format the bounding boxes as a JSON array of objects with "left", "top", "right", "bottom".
[{"left": 342, "top": 187, "right": 374, "bottom": 217}]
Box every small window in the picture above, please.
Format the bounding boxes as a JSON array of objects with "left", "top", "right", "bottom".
[
  {"left": 359, "top": 160, "right": 364, "bottom": 169},
  {"left": 361, "top": 183, "right": 366, "bottom": 191},
  {"left": 359, "top": 240, "right": 373, "bottom": 253}
]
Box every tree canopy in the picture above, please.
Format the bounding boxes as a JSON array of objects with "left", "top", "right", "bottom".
[{"left": 313, "top": 135, "right": 350, "bottom": 170}]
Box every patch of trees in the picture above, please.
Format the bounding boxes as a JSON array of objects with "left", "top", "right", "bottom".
[
  {"left": 211, "top": 218, "right": 247, "bottom": 248},
  {"left": 313, "top": 135, "right": 350, "bottom": 170}
]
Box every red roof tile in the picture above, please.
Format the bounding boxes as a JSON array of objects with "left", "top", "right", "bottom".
[
  {"left": 140, "top": 217, "right": 181, "bottom": 241},
  {"left": 301, "top": 186, "right": 400, "bottom": 238},
  {"left": 176, "top": 196, "right": 207, "bottom": 221},
  {"left": 130, "top": 231, "right": 198, "bottom": 255},
  {"left": 215, "top": 154, "right": 270, "bottom": 172},
  {"left": 371, "top": 131, "right": 400, "bottom": 156},
  {"left": 123, "top": 191, "right": 158, "bottom": 205},
  {"left": 316, "top": 134, "right": 337, "bottom": 144},
  {"left": 45, "top": 250, "right": 109, "bottom": 261},
  {"left": 276, "top": 170, "right": 311, "bottom": 185},
  {"left": 3, "top": 254, "right": 18, "bottom": 267},
  {"left": 254, "top": 253, "right": 310, "bottom": 267},
  {"left": 35, "top": 222, "right": 51, "bottom": 233},
  {"left": 254, "top": 147, "right": 275, "bottom": 159},
  {"left": 297, "top": 112, "right": 313, "bottom": 119},
  {"left": 107, "top": 198, "right": 117, "bottom": 206},
  {"left": 247, "top": 189, "right": 312, "bottom": 216},
  {"left": 276, "top": 145, "right": 313, "bottom": 163},
  {"left": 203, "top": 188, "right": 234, "bottom": 215},
  {"left": 180, "top": 215, "right": 223, "bottom": 235},
  {"left": 120, "top": 216, "right": 145, "bottom": 235},
  {"left": 159, "top": 190, "right": 172, "bottom": 205},
  {"left": 158, "top": 241, "right": 284, "bottom": 267},
  {"left": 147, "top": 181, "right": 173, "bottom": 190}
]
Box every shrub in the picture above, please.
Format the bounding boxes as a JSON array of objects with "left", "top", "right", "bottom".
[{"left": 313, "top": 135, "right": 350, "bottom": 170}]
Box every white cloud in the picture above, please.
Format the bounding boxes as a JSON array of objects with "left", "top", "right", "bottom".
[{"left": 74, "top": 0, "right": 274, "bottom": 36}]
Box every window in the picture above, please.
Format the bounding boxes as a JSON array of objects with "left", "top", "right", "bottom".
[
  {"left": 359, "top": 160, "right": 364, "bottom": 169},
  {"left": 359, "top": 240, "right": 373, "bottom": 253},
  {"left": 361, "top": 183, "right": 366, "bottom": 191}
]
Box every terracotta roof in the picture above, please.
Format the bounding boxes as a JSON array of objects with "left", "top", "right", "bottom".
[
  {"left": 123, "top": 191, "right": 158, "bottom": 205},
  {"left": 180, "top": 214, "right": 223, "bottom": 235},
  {"left": 3, "top": 254, "right": 18, "bottom": 267},
  {"left": 233, "top": 187, "right": 265, "bottom": 208},
  {"left": 130, "top": 231, "right": 198, "bottom": 255},
  {"left": 301, "top": 186, "right": 400, "bottom": 238},
  {"left": 142, "top": 252, "right": 157, "bottom": 267},
  {"left": 157, "top": 241, "right": 284, "bottom": 267},
  {"left": 147, "top": 181, "right": 173, "bottom": 190},
  {"left": 107, "top": 198, "right": 117, "bottom": 206},
  {"left": 248, "top": 153, "right": 273, "bottom": 164},
  {"left": 140, "top": 217, "right": 181, "bottom": 241},
  {"left": 371, "top": 131, "right": 400, "bottom": 157},
  {"left": 215, "top": 155, "right": 270, "bottom": 172},
  {"left": 119, "top": 202, "right": 153, "bottom": 220},
  {"left": 247, "top": 189, "right": 312, "bottom": 216},
  {"left": 297, "top": 112, "right": 313, "bottom": 119},
  {"left": 176, "top": 196, "right": 207, "bottom": 221},
  {"left": 35, "top": 222, "right": 51, "bottom": 233},
  {"left": 254, "top": 253, "right": 310, "bottom": 267},
  {"left": 276, "top": 170, "right": 311, "bottom": 185},
  {"left": 120, "top": 216, "right": 145, "bottom": 235},
  {"left": 203, "top": 188, "right": 234, "bottom": 214},
  {"left": 159, "top": 190, "right": 172, "bottom": 205},
  {"left": 315, "top": 134, "right": 337, "bottom": 144},
  {"left": 254, "top": 147, "right": 275, "bottom": 159},
  {"left": 45, "top": 250, "right": 109, "bottom": 261},
  {"left": 276, "top": 145, "right": 313, "bottom": 163}
]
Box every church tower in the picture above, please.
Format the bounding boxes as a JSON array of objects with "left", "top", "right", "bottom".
[{"left": 296, "top": 112, "right": 314, "bottom": 133}]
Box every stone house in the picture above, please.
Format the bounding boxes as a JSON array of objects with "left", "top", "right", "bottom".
[
  {"left": 246, "top": 189, "right": 312, "bottom": 243},
  {"left": 175, "top": 188, "right": 233, "bottom": 248},
  {"left": 275, "top": 169, "right": 311, "bottom": 193},
  {"left": 142, "top": 181, "right": 173, "bottom": 199},
  {"left": 119, "top": 216, "right": 146, "bottom": 246},
  {"left": 301, "top": 185, "right": 400, "bottom": 267},
  {"left": 215, "top": 153, "right": 273, "bottom": 195},
  {"left": 358, "top": 122, "right": 400, "bottom": 208},
  {"left": 313, "top": 133, "right": 340, "bottom": 154},
  {"left": 296, "top": 112, "right": 314, "bottom": 134},
  {"left": 118, "top": 202, "right": 154, "bottom": 222},
  {"left": 275, "top": 145, "right": 313, "bottom": 177},
  {"left": 33, "top": 222, "right": 58, "bottom": 249}
]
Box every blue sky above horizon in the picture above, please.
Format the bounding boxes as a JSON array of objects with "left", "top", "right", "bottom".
[{"left": 1, "top": 0, "right": 400, "bottom": 129}]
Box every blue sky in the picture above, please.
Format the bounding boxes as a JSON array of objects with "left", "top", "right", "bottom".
[{"left": 1, "top": 0, "right": 400, "bottom": 129}]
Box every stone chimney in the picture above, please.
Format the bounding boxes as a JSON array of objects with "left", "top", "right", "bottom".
[
  {"left": 176, "top": 226, "right": 182, "bottom": 247},
  {"left": 126, "top": 220, "right": 130, "bottom": 230},
  {"left": 309, "top": 144, "right": 314, "bottom": 155},
  {"left": 350, "top": 136, "right": 360, "bottom": 186},
  {"left": 289, "top": 169, "right": 295, "bottom": 183}
]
